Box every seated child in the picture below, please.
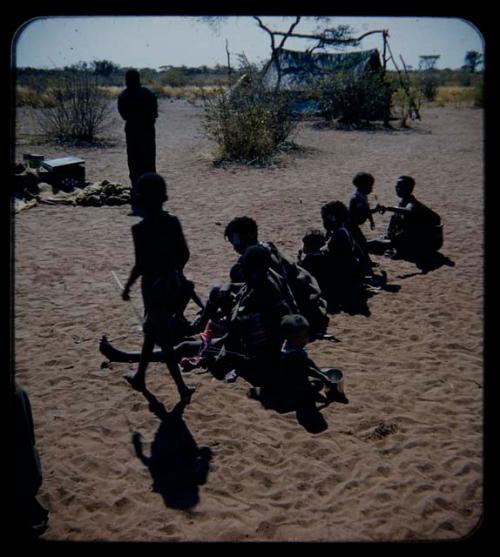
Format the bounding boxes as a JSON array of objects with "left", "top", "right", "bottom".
[
  {"left": 297, "top": 229, "right": 329, "bottom": 295},
  {"left": 320, "top": 201, "right": 366, "bottom": 306},
  {"left": 100, "top": 284, "right": 233, "bottom": 373},
  {"left": 374, "top": 175, "right": 443, "bottom": 260},
  {"left": 224, "top": 215, "right": 329, "bottom": 339},
  {"left": 279, "top": 314, "right": 348, "bottom": 406},
  {"left": 210, "top": 244, "right": 294, "bottom": 384},
  {"left": 250, "top": 314, "right": 347, "bottom": 408},
  {"left": 177, "top": 284, "right": 235, "bottom": 372}
]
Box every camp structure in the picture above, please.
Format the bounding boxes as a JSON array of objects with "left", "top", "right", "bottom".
[
  {"left": 261, "top": 48, "right": 382, "bottom": 91},
  {"left": 260, "top": 48, "right": 384, "bottom": 115}
]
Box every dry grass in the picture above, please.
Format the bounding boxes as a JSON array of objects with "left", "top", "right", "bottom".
[
  {"left": 100, "top": 84, "right": 227, "bottom": 101},
  {"left": 433, "top": 86, "right": 477, "bottom": 108},
  {"left": 16, "top": 84, "right": 480, "bottom": 109},
  {"left": 16, "top": 86, "right": 57, "bottom": 108},
  {"left": 16, "top": 84, "right": 227, "bottom": 107}
]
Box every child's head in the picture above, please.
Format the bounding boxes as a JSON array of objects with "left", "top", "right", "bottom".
[
  {"left": 352, "top": 172, "right": 375, "bottom": 195},
  {"left": 395, "top": 175, "right": 415, "bottom": 198},
  {"left": 321, "top": 201, "right": 349, "bottom": 230},
  {"left": 136, "top": 172, "right": 168, "bottom": 211},
  {"left": 240, "top": 244, "right": 271, "bottom": 286},
  {"left": 209, "top": 284, "right": 236, "bottom": 316},
  {"left": 281, "top": 314, "right": 311, "bottom": 348},
  {"left": 224, "top": 216, "right": 258, "bottom": 254},
  {"left": 302, "top": 229, "right": 326, "bottom": 254}
]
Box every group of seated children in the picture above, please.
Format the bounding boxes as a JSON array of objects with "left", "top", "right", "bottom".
[
  {"left": 298, "top": 172, "right": 443, "bottom": 310},
  {"left": 103, "top": 170, "right": 442, "bottom": 409}
]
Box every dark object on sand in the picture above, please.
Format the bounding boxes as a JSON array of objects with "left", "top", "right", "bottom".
[{"left": 42, "top": 156, "right": 86, "bottom": 190}]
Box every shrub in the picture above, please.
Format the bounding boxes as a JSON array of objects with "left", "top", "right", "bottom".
[
  {"left": 202, "top": 73, "right": 297, "bottom": 164},
  {"left": 418, "top": 74, "right": 439, "bottom": 101},
  {"left": 473, "top": 81, "right": 484, "bottom": 108},
  {"left": 35, "top": 67, "right": 113, "bottom": 143},
  {"left": 391, "top": 84, "right": 423, "bottom": 127},
  {"left": 317, "top": 70, "right": 392, "bottom": 127}
]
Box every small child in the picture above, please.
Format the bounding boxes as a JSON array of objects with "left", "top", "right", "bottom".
[
  {"left": 278, "top": 314, "right": 342, "bottom": 407},
  {"left": 178, "top": 285, "right": 236, "bottom": 373},
  {"left": 348, "top": 172, "right": 380, "bottom": 272},
  {"left": 297, "top": 229, "right": 329, "bottom": 294},
  {"left": 121, "top": 172, "right": 195, "bottom": 403},
  {"left": 349, "top": 172, "right": 378, "bottom": 233}
]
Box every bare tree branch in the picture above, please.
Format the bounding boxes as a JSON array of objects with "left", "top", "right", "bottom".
[
  {"left": 254, "top": 16, "right": 301, "bottom": 91},
  {"left": 253, "top": 16, "right": 276, "bottom": 52},
  {"left": 270, "top": 28, "right": 387, "bottom": 48},
  {"left": 225, "top": 39, "right": 232, "bottom": 85},
  {"left": 276, "top": 16, "right": 302, "bottom": 50}
]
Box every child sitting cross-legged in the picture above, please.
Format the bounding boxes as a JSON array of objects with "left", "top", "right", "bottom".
[{"left": 249, "top": 314, "right": 347, "bottom": 409}]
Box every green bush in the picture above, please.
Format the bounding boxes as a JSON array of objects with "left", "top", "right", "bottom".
[
  {"left": 202, "top": 73, "right": 297, "bottom": 164},
  {"left": 473, "top": 81, "right": 484, "bottom": 108},
  {"left": 317, "top": 70, "right": 392, "bottom": 126},
  {"left": 418, "top": 74, "right": 439, "bottom": 101}
]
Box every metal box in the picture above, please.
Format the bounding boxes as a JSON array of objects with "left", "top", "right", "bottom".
[{"left": 41, "top": 156, "right": 85, "bottom": 189}]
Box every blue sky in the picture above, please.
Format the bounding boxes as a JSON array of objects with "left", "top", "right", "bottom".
[{"left": 13, "top": 16, "right": 485, "bottom": 71}]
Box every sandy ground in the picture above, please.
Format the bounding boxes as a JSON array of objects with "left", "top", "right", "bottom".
[{"left": 13, "top": 99, "right": 483, "bottom": 542}]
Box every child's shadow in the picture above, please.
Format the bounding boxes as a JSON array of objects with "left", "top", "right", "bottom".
[
  {"left": 132, "top": 389, "right": 212, "bottom": 510},
  {"left": 398, "top": 252, "right": 455, "bottom": 279},
  {"left": 250, "top": 388, "right": 347, "bottom": 434}
]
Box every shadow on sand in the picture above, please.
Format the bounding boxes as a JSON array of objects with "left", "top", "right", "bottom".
[
  {"left": 326, "top": 278, "right": 401, "bottom": 318},
  {"left": 132, "top": 389, "right": 212, "bottom": 510},
  {"left": 248, "top": 387, "right": 349, "bottom": 435},
  {"left": 396, "top": 251, "right": 455, "bottom": 279}
]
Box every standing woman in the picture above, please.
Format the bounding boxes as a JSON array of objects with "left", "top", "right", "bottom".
[{"left": 118, "top": 69, "right": 158, "bottom": 215}]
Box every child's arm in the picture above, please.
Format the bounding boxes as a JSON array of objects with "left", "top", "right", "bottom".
[
  {"left": 379, "top": 205, "right": 410, "bottom": 215},
  {"left": 190, "top": 288, "right": 205, "bottom": 310},
  {"left": 305, "top": 356, "right": 326, "bottom": 381},
  {"left": 122, "top": 266, "right": 140, "bottom": 300},
  {"left": 307, "top": 365, "right": 327, "bottom": 382}
]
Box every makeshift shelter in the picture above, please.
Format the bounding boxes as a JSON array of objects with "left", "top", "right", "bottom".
[
  {"left": 261, "top": 48, "right": 384, "bottom": 115},
  {"left": 262, "top": 48, "right": 382, "bottom": 91}
]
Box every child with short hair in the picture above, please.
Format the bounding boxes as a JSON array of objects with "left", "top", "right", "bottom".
[
  {"left": 348, "top": 172, "right": 380, "bottom": 271},
  {"left": 279, "top": 314, "right": 333, "bottom": 406},
  {"left": 297, "top": 229, "right": 328, "bottom": 295},
  {"left": 248, "top": 314, "right": 348, "bottom": 407},
  {"left": 121, "top": 172, "right": 195, "bottom": 403}
]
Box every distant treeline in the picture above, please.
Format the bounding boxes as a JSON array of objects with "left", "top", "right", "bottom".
[
  {"left": 16, "top": 60, "right": 483, "bottom": 92},
  {"left": 16, "top": 61, "right": 244, "bottom": 90}
]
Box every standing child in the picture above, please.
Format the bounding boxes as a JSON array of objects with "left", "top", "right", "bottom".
[
  {"left": 348, "top": 172, "right": 380, "bottom": 271},
  {"left": 121, "top": 172, "right": 195, "bottom": 403}
]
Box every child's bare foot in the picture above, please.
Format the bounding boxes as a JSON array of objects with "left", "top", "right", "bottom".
[
  {"left": 124, "top": 373, "right": 145, "bottom": 391},
  {"left": 180, "top": 385, "right": 196, "bottom": 404}
]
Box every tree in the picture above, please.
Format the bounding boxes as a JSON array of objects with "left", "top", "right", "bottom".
[
  {"left": 463, "top": 50, "right": 483, "bottom": 73},
  {"left": 202, "top": 17, "right": 389, "bottom": 91},
  {"left": 251, "top": 17, "right": 389, "bottom": 92},
  {"left": 91, "top": 60, "right": 120, "bottom": 78},
  {"left": 418, "top": 55, "right": 440, "bottom": 71}
]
